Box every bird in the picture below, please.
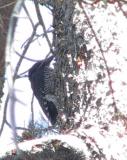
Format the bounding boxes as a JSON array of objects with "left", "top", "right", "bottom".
[{"left": 28, "top": 55, "right": 58, "bottom": 125}]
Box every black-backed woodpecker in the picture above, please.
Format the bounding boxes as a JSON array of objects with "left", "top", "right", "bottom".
[{"left": 28, "top": 55, "right": 58, "bottom": 124}]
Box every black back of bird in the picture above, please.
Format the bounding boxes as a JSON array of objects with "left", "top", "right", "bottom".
[{"left": 28, "top": 55, "right": 58, "bottom": 124}]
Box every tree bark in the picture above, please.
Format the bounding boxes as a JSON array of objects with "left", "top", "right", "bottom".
[
  {"left": 51, "top": 0, "right": 89, "bottom": 131},
  {"left": 0, "top": 0, "right": 16, "bottom": 101}
]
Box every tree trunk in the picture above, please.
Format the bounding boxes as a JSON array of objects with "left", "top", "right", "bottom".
[
  {"left": 0, "top": 0, "right": 16, "bottom": 101},
  {"left": 52, "top": 0, "right": 89, "bottom": 131}
]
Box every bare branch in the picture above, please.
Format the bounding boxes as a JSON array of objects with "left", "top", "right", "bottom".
[
  {"left": 0, "top": 23, "right": 39, "bottom": 137},
  {"left": 13, "top": 23, "right": 40, "bottom": 81},
  {"left": 5, "top": 120, "right": 30, "bottom": 131},
  {"left": 0, "top": 94, "right": 9, "bottom": 136},
  {"left": 33, "top": 0, "right": 53, "bottom": 53},
  {"left": 15, "top": 50, "right": 39, "bottom": 62},
  {"left": 31, "top": 94, "right": 35, "bottom": 129},
  {"left": 0, "top": 1, "right": 16, "bottom": 9},
  {"left": 23, "top": 2, "right": 35, "bottom": 29}
]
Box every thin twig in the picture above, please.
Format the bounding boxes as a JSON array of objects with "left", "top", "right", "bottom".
[
  {"left": 33, "top": 0, "right": 53, "bottom": 53},
  {"left": 0, "top": 1, "right": 16, "bottom": 9},
  {"left": 6, "top": 120, "right": 30, "bottom": 131},
  {"left": 13, "top": 23, "right": 39, "bottom": 81},
  {"left": 15, "top": 50, "right": 39, "bottom": 62},
  {"left": 0, "top": 23, "right": 39, "bottom": 137},
  {"left": 31, "top": 94, "right": 35, "bottom": 129},
  {"left": 9, "top": 88, "right": 19, "bottom": 150},
  {"left": 0, "top": 94, "right": 9, "bottom": 136},
  {"left": 23, "top": 2, "right": 35, "bottom": 29}
]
